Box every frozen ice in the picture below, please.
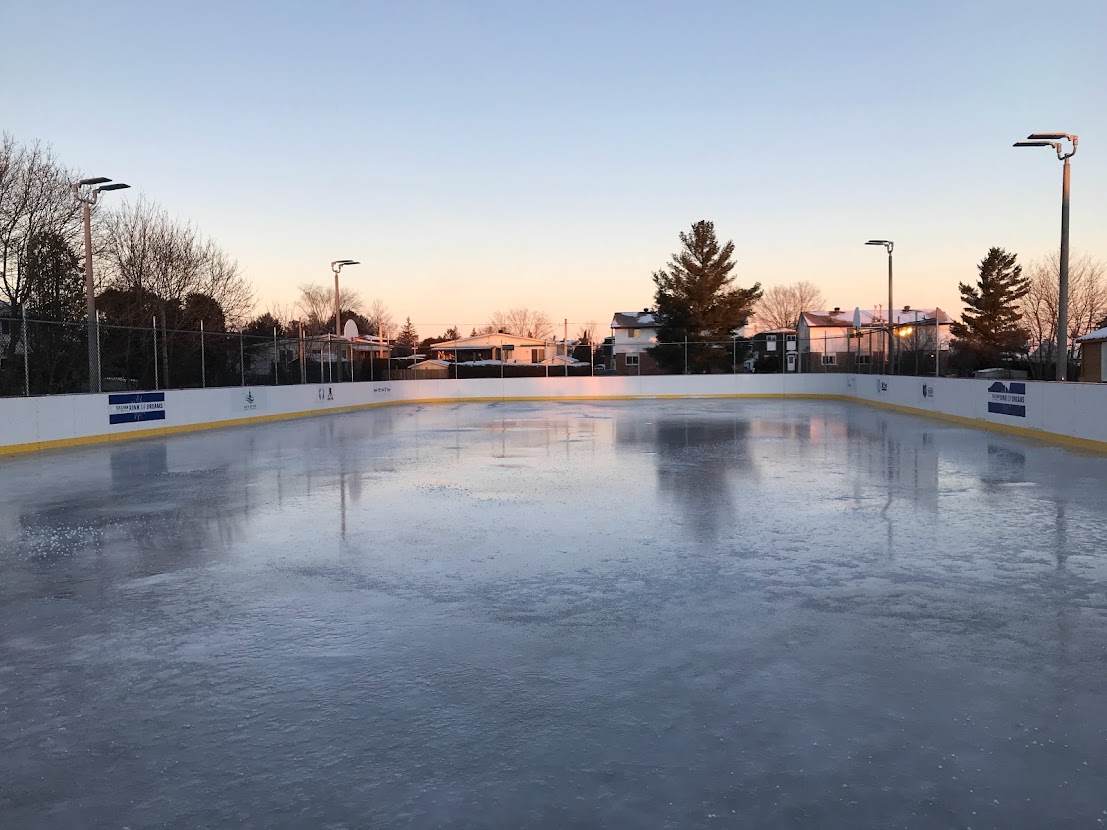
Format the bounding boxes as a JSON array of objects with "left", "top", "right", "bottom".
[{"left": 1, "top": 398, "right": 1106, "bottom": 827}]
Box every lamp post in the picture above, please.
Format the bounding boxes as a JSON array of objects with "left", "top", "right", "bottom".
[
  {"left": 331, "top": 259, "right": 359, "bottom": 383},
  {"left": 1013, "top": 132, "right": 1078, "bottom": 381},
  {"left": 330, "top": 259, "right": 359, "bottom": 336},
  {"left": 865, "top": 240, "right": 894, "bottom": 374},
  {"left": 73, "top": 177, "right": 130, "bottom": 393}
]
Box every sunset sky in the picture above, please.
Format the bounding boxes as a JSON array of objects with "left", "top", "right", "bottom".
[{"left": 4, "top": 0, "right": 1106, "bottom": 335}]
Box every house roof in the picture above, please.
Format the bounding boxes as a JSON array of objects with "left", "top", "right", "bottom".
[
  {"left": 1077, "top": 325, "right": 1107, "bottom": 343},
  {"left": 799, "top": 308, "right": 953, "bottom": 328},
  {"left": 411, "top": 359, "right": 451, "bottom": 371},
  {"left": 612, "top": 311, "right": 657, "bottom": 329},
  {"left": 799, "top": 313, "right": 852, "bottom": 328},
  {"left": 432, "top": 332, "right": 549, "bottom": 348}
]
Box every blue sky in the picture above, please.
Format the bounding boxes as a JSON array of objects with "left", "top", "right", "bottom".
[{"left": 4, "top": 0, "right": 1105, "bottom": 335}]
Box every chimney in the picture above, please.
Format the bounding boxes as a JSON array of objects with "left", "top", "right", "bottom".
[{"left": 832, "top": 307, "right": 841, "bottom": 313}]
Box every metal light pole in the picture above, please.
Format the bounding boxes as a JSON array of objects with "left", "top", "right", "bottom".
[
  {"left": 330, "top": 259, "right": 359, "bottom": 336},
  {"left": 1014, "top": 133, "right": 1078, "bottom": 381},
  {"left": 331, "top": 259, "right": 359, "bottom": 384},
  {"left": 866, "top": 240, "right": 894, "bottom": 374},
  {"left": 73, "top": 177, "right": 130, "bottom": 393}
]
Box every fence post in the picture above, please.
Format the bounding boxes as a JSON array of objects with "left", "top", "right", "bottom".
[
  {"left": 240, "top": 330, "right": 245, "bottom": 386},
  {"left": 95, "top": 312, "right": 103, "bottom": 391},
  {"left": 935, "top": 314, "right": 940, "bottom": 378},
  {"left": 200, "top": 319, "right": 206, "bottom": 388},
  {"left": 273, "top": 327, "right": 279, "bottom": 386},
  {"left": 21, "top": 306, "right": 29, "bottom": 396},
  {"left": 299, "top": 322, "right": 306, "bottom": 384},
  {"left": 152, "top": 316, "right": 159, "bottom": 390},
  {"left": 683, "top": 337, "right": 688, "bottom": 374},
  {"left": 160, "top": 313, "right": 170, "bottom": 390}
]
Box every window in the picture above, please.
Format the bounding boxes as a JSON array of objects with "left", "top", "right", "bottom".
[
  {"left": 628, "top": 328, "right": 640, "bottom": 338},
  {"left": 626, "top": 354, "right": 640, "bottom": 366},
  {"left": 822, "top": 354, "right": 836, "bottom": 366},
  {"left": 531, "top": 349, "right": 542, "bottom": 363},
  {"left": 785, "top": 333, "right": 798, "bottom": 352},
  {"left": 856, "top": 354, "right": 872, "bottom": 366}
]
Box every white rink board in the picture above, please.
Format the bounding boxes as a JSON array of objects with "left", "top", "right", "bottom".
[{"left": 1, "top": 373, "right": 1105, "bottom": 455}]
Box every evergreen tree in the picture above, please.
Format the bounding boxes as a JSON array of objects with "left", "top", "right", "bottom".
[
  {"left": 243, "top": 312, "right": 286, "bottom": 339},
  {"left": 949, "top": 247, "right": 1030, "bottom": 371},
  {"left": 649, "top": 220, "right": 762, "bottom": 373},
  {"left": 23, "top": 231, "right": 85, "bottom": 393},
  {"left": 396, "top": 316, "right": 418, "bottom": 356},
  {"left": 25, "top": 231, "right": 83, "bottom": 324}
]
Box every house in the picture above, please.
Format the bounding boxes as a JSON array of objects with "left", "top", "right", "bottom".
[
  {"left": 347, "top": 335, "right": 391, "bottom": 360},
  {"left": 610, "top": 310, "right": 660, "bottom": 374},
  {"left": 428, "top": 332, "right": 553, "bottom": 364},
  {"left": 748, "top": 329, "right": 798, "bottom": 373},
  {"left": 1076, "top": 326, "right": 1107, "bottom": 382},
  {"left": 796, "top": 307, "right": 952, "bottom": 373},
  {"left": 400, "top": 358, "right": 452, "bottom": 379}
]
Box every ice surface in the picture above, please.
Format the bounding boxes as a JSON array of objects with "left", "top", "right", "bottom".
[{"left": 1, "top": 399, "right": 1106, "bottom": 828}]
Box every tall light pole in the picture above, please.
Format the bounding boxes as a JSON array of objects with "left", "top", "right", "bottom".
[
  {"left": 1014, "top": 132, "right": 1078, "bottom": 381},
  {"left": 866, "top": 240, "right": 894, "bottom": 373},
  {"left": 73, "top": 177, "right": 130, "bottom": 393},
  {"left": 330, "top": 259, "right": 359, "bottom": 336}
]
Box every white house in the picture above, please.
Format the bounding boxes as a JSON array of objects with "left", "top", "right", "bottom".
[
  {"left": 429, "top": 332, "right": 553, "bottom": 364},
  {"left": 797, "top": 307, "right": 952, "bottom": 372},
  {"left": 610, "top": 310, "right": 660, "bottom": 374}
]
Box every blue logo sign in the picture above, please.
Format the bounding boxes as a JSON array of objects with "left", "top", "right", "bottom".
[
  {"left": 108, "top": 392, "right": 166, "bottom": 424},
  {"left": 987, "top": 381, "right": 1026, "bottom": 418}
]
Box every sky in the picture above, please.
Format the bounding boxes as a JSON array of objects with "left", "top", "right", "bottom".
[{"left": 4, "top": 0, "right": 1106, "bottom": 336}]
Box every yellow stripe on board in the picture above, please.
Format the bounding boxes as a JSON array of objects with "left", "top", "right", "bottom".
[{"left": 2, "top": 391, "right": 1105, "bottom": 458}]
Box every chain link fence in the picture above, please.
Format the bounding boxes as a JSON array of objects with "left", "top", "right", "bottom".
[
  {"left": 2, "top": 316, "right": 957, "bottom": 398},
  {"left": 611, "top": 330, "right": 949, "bottom": 377}
]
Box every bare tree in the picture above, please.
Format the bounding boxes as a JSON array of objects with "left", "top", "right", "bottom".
[
  {"left": 98, "top": 196, "right": 251, "bottom": 330},
  {"left": 488, "top": 307, "right": 553, "bottom": 339},
  {"left": 295, "top": 283, "right": 363, "bottom": 335},
  {"left": 1021, "top": 251, "right": 1107, "bottom": 369},
  {"left": 0, "top": 134, "right": 81, "bottom": 311},
  {"left": 196, "top": 240, "right": 253, "bottom": 328},
  {"left": 577, "top": 320, "right": 597, "bottom": 345},
  {"left": 752, "top": 281, "right": 825, "bottom": 331},
  {"left": 264, "top": 301, "right": 296, "bottom": 331},
  {"left": 364, "top": 297, "right": 394, "bottom": 340}
]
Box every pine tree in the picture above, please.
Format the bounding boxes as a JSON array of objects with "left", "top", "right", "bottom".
[
  {"left": 949, "top": 247, "right": 1030, "bottom": 370},
  {"left": 396, "top": 317, "right": 419, "bottom": 356},
  {"left": 23, "top": 231, "right": 85, "bottom": 393},
  {"left": 650, "top": 220, "right": 762, "bottom": 373}
]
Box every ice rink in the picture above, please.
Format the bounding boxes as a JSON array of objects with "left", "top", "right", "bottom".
[{"left": 2, "top": 398, "right": 1106, "bottom": 828}]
